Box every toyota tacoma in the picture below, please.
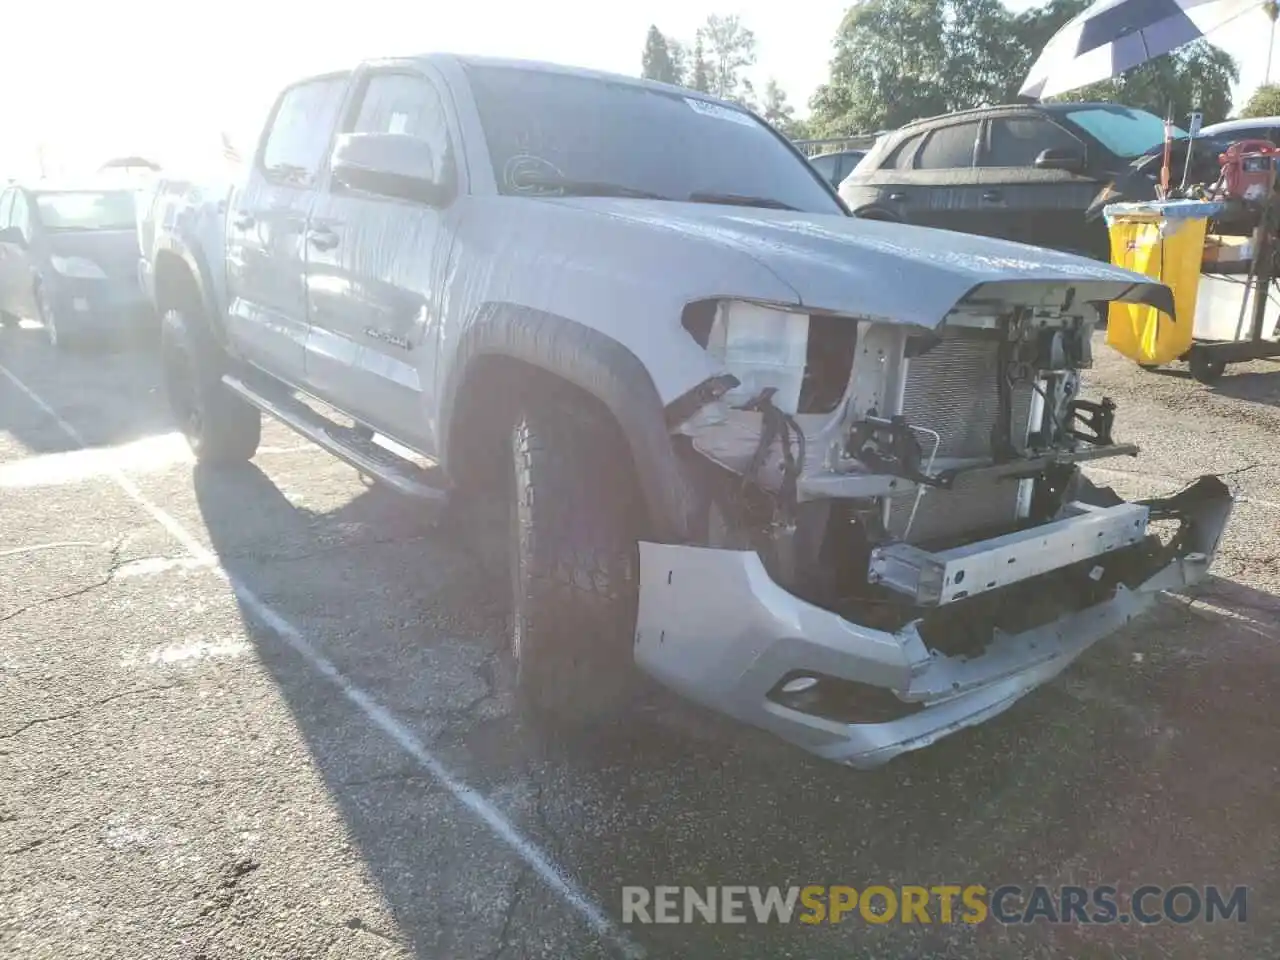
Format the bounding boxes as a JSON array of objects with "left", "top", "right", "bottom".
[{"left": 142, "top": 54, "right": 1233, "bottom": 767}]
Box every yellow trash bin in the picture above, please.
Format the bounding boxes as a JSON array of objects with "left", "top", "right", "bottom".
[{"left": 1103, "top": 201, "right": 1216, "bottom": 366}]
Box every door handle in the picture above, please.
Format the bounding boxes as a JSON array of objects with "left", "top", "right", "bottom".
[
  {"left": 888, "top": 192, "right": 907, "bottom": 202},
  {"left": 981, "top": 190, "right": 1003, "bottom": 202},
  {"left": 232, "top": 213, "right": 255, "bottom": 230},
  {"left": 307, "top": 227, "right": 339, "bottom": 251}
]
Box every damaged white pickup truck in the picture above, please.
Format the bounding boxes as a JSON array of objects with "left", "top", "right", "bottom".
[{"left": 143, "top": 54, "right": 1233, "bottom": 767}]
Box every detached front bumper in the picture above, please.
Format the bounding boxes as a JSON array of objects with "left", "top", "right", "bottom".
[{"left": 634, "top": 476, "right": 1233, "bottom": 768}]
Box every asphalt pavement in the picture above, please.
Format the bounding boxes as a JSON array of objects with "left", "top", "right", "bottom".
[{"left": 2, "top": 320, "right": 1278, "bottom": 960}]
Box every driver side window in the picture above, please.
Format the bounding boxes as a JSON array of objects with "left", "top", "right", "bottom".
[{"left": 349, "top": 72, "right": 453, "bottom": 177}]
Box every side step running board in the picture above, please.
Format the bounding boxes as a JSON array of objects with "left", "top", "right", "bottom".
[{"left": 223, "top": 375, "right": 449, "bottom": 505}]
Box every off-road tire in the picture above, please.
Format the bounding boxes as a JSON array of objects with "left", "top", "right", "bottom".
[
  {"left": 508, "top": 387, "right": 641, "bottom": 724},
  {"left": 161, "top": 307, "right": 261, "bottom": 463}
]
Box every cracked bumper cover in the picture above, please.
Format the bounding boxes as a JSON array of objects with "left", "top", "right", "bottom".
[{"left": 634, "top": 476, "right": 1233, "bottom": 768}]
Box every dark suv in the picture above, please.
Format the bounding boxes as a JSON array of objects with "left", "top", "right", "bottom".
[{"left": 839, "top": 102, "right": 1183, "bottom": 260}]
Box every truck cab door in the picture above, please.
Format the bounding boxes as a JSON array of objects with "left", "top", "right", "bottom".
[
  {"left": 225, "top": 74, "right": 348, "bottom": 384},
  {"left": 303, "top": 66, "right": 458, "bottom": 455}
]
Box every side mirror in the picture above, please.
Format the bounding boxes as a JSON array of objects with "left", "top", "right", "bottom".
[
  {"left": 0, "top": 226, "right": 25, "bottom": 248},
  {"left": 1034, "top": 147, "right": 1085, "bottom": 173},
  {"left": 331, "top": 132, "right": 452, "bottom": 206}
]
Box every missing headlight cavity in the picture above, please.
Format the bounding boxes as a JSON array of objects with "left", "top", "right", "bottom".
[
  {"left": 681, "top": 300, "right": 717, "bottom": 348},
  {"left": 681, "top": 300, "right": 857, "bottom": 414},
  {"left": 799, "top": 314, "right": 857, "bottom": 413}
]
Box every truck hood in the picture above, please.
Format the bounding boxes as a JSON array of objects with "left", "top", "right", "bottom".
[{"left": 548, "top": 198, "right": 1172, "bottom": 326}]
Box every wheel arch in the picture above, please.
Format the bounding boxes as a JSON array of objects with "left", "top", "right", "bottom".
[
  {"left": 152, "top": 240, "right": 224, "bottom": 341},
  {"left": 440, "top": 303, "right": 698, "bottom": 543}
]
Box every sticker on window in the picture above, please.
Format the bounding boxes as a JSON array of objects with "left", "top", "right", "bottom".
[
  {"left": 389, "top": 112, "right": 409, "bottom": 135},
  {"left": 684, "top": 97, "right": 755, "bottom": 127}
]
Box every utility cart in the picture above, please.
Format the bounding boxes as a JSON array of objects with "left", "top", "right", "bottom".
[{"left": 1103, "top": 142, "right": 1280, "bottom": 383}]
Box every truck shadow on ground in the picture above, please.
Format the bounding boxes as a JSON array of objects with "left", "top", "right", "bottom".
[
  {"left": 0, "top": 324, "right": 169, "bottom": 455},
  {"left": 191, "top": 461, "right": 1280, "bottom": 960}
]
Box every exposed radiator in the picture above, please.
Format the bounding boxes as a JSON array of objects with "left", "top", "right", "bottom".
[{"left": 887, "top": 335, "right": 1033, "bottom": 545}]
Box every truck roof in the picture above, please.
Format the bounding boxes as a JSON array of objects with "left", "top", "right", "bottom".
[{"left": 400, "top": 53, "right": 736, "bottom": 107}]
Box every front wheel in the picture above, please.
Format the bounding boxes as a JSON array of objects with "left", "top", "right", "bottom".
[
  {"left": 507, "top": 387, "right": 642, "bottom": 723},
  {"left": 35, "top": 284, "right": 72, "bottom": 351},
  {"left": 161, "top": 307, "right": 261, "bottom": 463}
]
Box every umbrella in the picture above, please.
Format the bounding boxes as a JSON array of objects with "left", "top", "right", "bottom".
[{"left": 1020, "top": 0, "right": 1262, "bottom": 99}]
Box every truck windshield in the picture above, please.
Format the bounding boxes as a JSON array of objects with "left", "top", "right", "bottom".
[
  {"left": 34, "top": 190, "right": 137, "bottom": 232},
  {"left": 463, "top": 65, "right": 843, "bottom": 215}
]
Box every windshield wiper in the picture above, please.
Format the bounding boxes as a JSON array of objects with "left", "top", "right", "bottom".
[
  {"left": 510, "top": 174, "right": 669, "bottom": 200},
  {"left": 687, "top": 191, "right": 799, "bottom": 211}
]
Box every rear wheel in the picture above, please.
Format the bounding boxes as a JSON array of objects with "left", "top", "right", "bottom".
[
  {"left": 161, "top": 307, "right": 261, "bottom": 463},
  {"left": 506, "top": 386, "right": 641, "bottom": 723}
]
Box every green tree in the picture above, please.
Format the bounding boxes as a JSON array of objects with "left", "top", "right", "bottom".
[
  {"left": 761, "top": 78, "right": 801, "bottom": 135},
  {"left": 1235, "top": 83, "right": 1280, "bottom": 119},
  {"left": 808, "top": 0, "right": 959, "bottom": 136},
  {"left": 667, "top": 37, "right": 688, "bottom": 87},
  {"left": 697, "top": 13, "right": 757, "bottom": 100},
  {"left": 690, "top": 36, "right": 712, "bottom": 93},
  {"left": 1058, "top": 42, "right": 1238, "bottom": 124},
  {"left": 808, "top": 0, "right": 1238, "bottom": 137},
  {"left": 641, "top": 25, "right": 678, "bottom": 84}
]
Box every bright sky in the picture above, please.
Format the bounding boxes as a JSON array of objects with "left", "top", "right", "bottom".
[{"left": 2, "top": 0, "right": 1278, "bottom": 180}]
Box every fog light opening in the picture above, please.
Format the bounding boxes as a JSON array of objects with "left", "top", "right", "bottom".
[{"left": 780, "top": 676, "right": 819, "bottom": 695}]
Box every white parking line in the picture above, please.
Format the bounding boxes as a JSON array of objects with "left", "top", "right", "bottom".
[{"left": 0, "top": 361, "right": 644, "bottom": 960}]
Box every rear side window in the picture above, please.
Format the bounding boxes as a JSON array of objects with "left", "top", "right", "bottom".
[
  {"left": 882, "top": 133, "right": 925, "bottom": 170},
  {"left": 260, "top": 76, "right": 349, "bottom": 187},
  {"left": 981, "top": 117, "right": 1081, "bottom": 167},
  {"left": 350, "top": 73, "right": 453, "bottom": 171},
  {"left": 916, "top": 123, "right": 980, "bottom": 169}
]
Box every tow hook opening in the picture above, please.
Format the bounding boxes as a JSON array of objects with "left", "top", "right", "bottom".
[{"left": 767, "top": 671, "right": 924, "bottom": 724}]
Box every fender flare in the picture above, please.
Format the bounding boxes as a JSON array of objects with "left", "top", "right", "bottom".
[
  {"left": 152, "top": 234, "right": 226, "bottom": 343},
  {"left": 441, "top": 303, "right": 697, "bottom": 543}
]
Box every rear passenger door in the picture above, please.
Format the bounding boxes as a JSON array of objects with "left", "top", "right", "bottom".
[
  {"left": 303, "top": 65, "right": 459, "bottom": 453},
  {"left": 225, "top": 74, "right": 348, "bottom": 385},
  {"left": 976, "top": 114, "right": 1098, "bottom": 254}
]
